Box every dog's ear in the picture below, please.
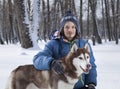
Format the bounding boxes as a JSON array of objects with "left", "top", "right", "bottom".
[
  {"left": 71, "top": 43, "right": 78, "bottom": 53},
  {"left": 84, "top": 43, "right": 90, "bottom": 53}
]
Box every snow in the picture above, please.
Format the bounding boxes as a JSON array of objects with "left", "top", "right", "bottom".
[
  {"left": 23, "top": 0, "right": 40, "bottom": 49},
  {"left": 0, "top": 40, "right": 120, "bottom": 89}
]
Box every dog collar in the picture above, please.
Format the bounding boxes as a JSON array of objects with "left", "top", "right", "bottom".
[{"left": 79, "top": 75, "right": 84, "bottom": 86}]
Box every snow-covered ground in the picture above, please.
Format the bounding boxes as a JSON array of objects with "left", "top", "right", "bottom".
[{"left": 0, "top": 40, "right": 120, "bottom": 89}]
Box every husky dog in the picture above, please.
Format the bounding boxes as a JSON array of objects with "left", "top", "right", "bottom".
[{"left": 5, "top": 43, "right": 91, "bottom": 89}]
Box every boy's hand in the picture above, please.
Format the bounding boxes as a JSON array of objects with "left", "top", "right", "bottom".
[{"left": 88, "top": 84, "right": 95, "bottom": 89}]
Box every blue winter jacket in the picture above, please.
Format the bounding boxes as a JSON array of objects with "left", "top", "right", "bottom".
[{"left": 33, "top": 38, "right": 97, "bottom": 88}]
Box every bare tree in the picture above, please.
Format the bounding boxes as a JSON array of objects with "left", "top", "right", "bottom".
[
  {"left": 41, "top": 0, "right": 47, "bottom": 41},
  {"left": 79, "top": 0, "right": 83, "bottom": 37},
  {"left": 104, "top": 0, "right": 112, "bottom": 41},
  {"left": 7, "top": 0, "right": 15, "bottom": 43},
  {"left": 14, "top": 0, "right": 32, "bottom": 48},
  {"left": 2, "top": 0, "right": 9, "bottom": 44},
  {"left": 46, "top": 0, "right": 50, "bottom": 36},
  {"left": 111, "top": 0, "right": 119, "bottom": 44},
  {"left": 89, "top": 0, "right": 102, "bottom": 44},
  {"left": 50, "top": 0, "right": 62, "bottom": 32},
  {"left": 101, "top": 0, "right": 107, "bottom": 42},
  {"left": 62, "top": 0, "right": 76, "bottom": 14},
  {"left": 0, "top": 0, "right": 119, "bottom": 46},
  {"left": 86, "top": 0, "right": 90, "bottom": 38},
  {"left": 115, "top": 0, "right": 119, "bottom": 44},
  {"left": 0, "top": 0, "right": 4, "bottom": 44},
  {"left": 116, "top": 0, "right": 120, "bottom": 40},
  {"left": 29, "top": 0, "right": 40, "bottom": 49}
]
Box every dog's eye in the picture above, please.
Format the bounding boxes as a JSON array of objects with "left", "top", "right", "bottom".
[
  {"left": 86, "top": 56, "right": 89, "bottom": 59},
  {"left": 79, "top": 57, "right": 83, "bottom": 60}
]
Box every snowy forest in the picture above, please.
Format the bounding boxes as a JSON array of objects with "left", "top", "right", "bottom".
[{"left": 0, "top": 0, "right": 120, "bottom": 49}]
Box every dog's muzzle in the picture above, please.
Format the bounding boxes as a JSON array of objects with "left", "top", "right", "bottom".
[{"left": 80, "top": 64, "right": 91, "bottom": 74}]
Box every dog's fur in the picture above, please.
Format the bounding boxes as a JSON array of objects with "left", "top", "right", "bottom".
[{"left": 5, "top": 43, "right": 91, "bottom": 89}]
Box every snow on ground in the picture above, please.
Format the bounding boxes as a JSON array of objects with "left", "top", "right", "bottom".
[
  {"left": 0, "top": 40, "right": 120, "bottom": 89},
  {"left": 93, "top": 41, "right": 120, "bottom": 89}
]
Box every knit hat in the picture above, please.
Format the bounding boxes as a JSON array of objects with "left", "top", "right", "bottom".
[{"left": 60, "top": 11, "right": 80, "bottom": 37}]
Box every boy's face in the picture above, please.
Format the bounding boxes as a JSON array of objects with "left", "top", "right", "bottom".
[{"left": 63, "top": 21, "right": 76, "bottom": 41}]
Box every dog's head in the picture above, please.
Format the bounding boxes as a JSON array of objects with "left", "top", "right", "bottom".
[{"left": 63, "top": 43, "right": 91, "bottom": 78}]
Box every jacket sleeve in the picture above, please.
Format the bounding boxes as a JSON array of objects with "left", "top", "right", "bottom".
[
  {"left": 33, "top": 41, "right": 54, "bottom": 70},
  {"left": 85, "top": 43, "right": 97, "bottom": 86}
]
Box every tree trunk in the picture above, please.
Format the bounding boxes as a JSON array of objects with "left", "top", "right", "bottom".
[
  {"left": 14, "top": 0, "right": 33, "bottom": 48},
  {"left": 89, "top": 0, "right": 102, "bottom": 44},
  {"left": 79, "top": 0, "right": 83, "bottom": 37},
  {"left": 101, "top": 0, "right": 107, "bottom": 42},
  {"left": 104, "top": 0, "right": 112, "bottom": 41},
  {"left": 29, "top": 0, "right": 40, "bottom": 49},
  {"left": 86, "top": 0, "right": 90, "bottom": 38},
  {"left": 115, "top": 0, "right": 119, "bottom": 44},
  {"left": 0, "top": 35, "right": 4, "bottom": 44},
  {"left": 8, "top": 0, "right": 15, "bottom": 43}
]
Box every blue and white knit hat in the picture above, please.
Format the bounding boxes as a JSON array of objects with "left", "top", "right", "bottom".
[{"left": 60, "top": 11, "right": 80, "bottom": 37}]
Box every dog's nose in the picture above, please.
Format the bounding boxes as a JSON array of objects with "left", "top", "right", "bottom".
[{"left": 86, "top": 64, "right": 91, "bottom": 69}]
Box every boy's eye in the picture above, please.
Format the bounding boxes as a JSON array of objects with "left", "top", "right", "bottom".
[
  {"left": 72, "top": 26, "right": 75, "bottom": 29},
  {"left": 65, "top": 26, "right": 69, "bottom": 29}
]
